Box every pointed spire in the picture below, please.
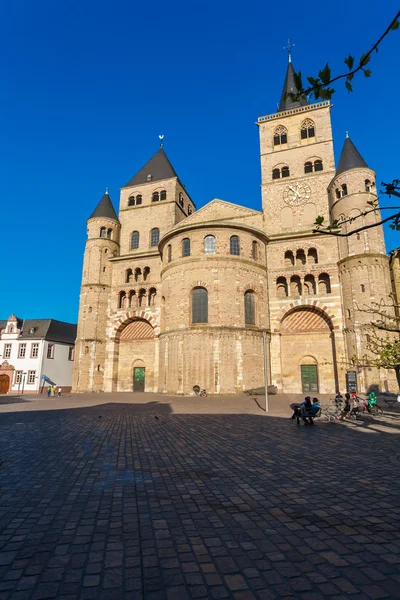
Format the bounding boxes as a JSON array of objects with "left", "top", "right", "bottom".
[
  {"left": 123, "top": 148, "right": 179, "bottom": 188},
  {"left": 88, "top": 191, "right": 118, "bottom": 221},
  {"left": 278, "top": 61, "right": 309, "bottom": 112},
  {"left": 336, "top": 134, "right": 368, "bottom": 176}
]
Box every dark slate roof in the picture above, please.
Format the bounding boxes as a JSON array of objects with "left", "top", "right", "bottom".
[
  {"left": 336, "top": 136, "right": 368, "bottom": 175},
  {"left": 1, "top": 319, "right": 77, "bottom": 344},
  {"left": 278, "top": 61, "right": 310, "bottom": 112},
  {"left": 89, "top": 192, "right": 119, "bottom": 221},
  {"left": 123, "top": 148, "right": 179, "bottom": 188}
]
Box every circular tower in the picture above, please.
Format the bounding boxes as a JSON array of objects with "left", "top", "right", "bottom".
[
  {"left": 158, "top": 220, "right": 269, "bottom": 395},
  {"left": 328, "top": 135, "right": 394, "bottom": 391},
  {"left": 72, "top": 191, "right": 120, "bottom": 392}
]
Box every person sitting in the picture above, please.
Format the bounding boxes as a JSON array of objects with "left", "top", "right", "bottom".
[
  {"left": 291, "top": 397, "right": 312, "bottom": 425},
  {"left": 367, "top": 391, "right": 377, "bottom": 412},
  {"left": 338, "top": 393, "right": 351, "bottom": 420},
  {"left": 302, "top": 397, "right": 321, "bottom": 425},
  {"left": 350, "top": 394, "right": 360, "bottom": 418}
]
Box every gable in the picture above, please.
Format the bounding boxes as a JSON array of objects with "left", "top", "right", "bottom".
[{"left": 173, "top": 199, "right": 262, "bottom": 229}]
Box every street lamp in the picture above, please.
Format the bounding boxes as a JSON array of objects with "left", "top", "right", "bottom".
[{"left": 21, "top": 372, "right": 27, "bottom": 395}]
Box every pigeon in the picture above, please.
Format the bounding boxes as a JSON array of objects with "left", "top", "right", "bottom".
[{"left": 154, "top": 416, "right": 159, "bottom": 420}]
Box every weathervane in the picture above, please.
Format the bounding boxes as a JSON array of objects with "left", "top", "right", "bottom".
[
  {"left": 283, "top": 38, "right": 295, "bottom": 63},
  {"left": 159, "top": 134, "right": 164, "bottom": 148}
]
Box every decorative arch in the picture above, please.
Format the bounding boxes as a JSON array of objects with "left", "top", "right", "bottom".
[
  {"left": 276, "top": 300, "right": 336, "bottom": 332},
  {"left": 279, "top": 304, "right": 334, "bottom": 332},
  {"left": 273, "top": 125, "right": 288, "bottom": 146},
  {"left": 112, "top": 313, "right": 160, "bottom": 338},
  {"left": 301, "top": 118, "right": 315, "bottom": 139},
  {"left": 119, "top": 318, "right": 155, "bottom": 341}
]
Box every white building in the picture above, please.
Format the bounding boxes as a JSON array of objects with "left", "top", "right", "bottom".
[{"left": 0, "top": 314, "right": 77, "bottom": 394}]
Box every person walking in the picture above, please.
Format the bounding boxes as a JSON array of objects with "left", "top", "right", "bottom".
[
  {"left": 47, "top": 386, "right": 51, "bottom": 398},
  {"left": 57, "top": 387, "right": 62, "bottom": 397}
]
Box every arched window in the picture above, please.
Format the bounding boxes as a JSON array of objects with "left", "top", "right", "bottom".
[
  {"left": 188, "top": 206, "right": 193, "bottom": 215},
  {"left": 167, "top": 244, "right": 172, "bottom": 263},
  {"left": 160, "top": 190, "right": 167, "bottom": 201},
  {"left": 138, "top": 289, "right": 146, "bottom": 307},
  {"left": 341, "top": 184, "right": 348, "bottom": 196},
  {"left": 290, "top": 275, "right": 302, "bottom": 297},
  {"left": 128, "top": 195, "right": 135, "bottom": 206},
  {"left": 182, "top": 238, "right": 190, "bottom": 257},
  {"left": 273, "top": 125, "right": 288, "bottom": 146},
  {"left": 307, "top": 248, "right": 318, "bottom": 264},
  {"left": 136, "top": 194, "right": 142, "bottom": 205},
  {"left": 281, "top": 166, "right": 290, "bottom": 178},
  {"left": 134, "top": 267, "right": 142, "bottom": 282},
  {"left": 131, "top": 231, "right": 139, "bottom": 249},
  {"left": 252, "top": 241, "right": 258, "bottom": 260},
  {"left": 179, "top": 193, "right": 184, "bottom": 207},
  {"left": 119, "top": 291, "right": 126, "bottom": 309},
  {"left": 8, "top": 325, "right": 14, "bottom": 333},
  {"left": 365, "top": 179, "right": 372, "bottom": 192},
  {"left": 151, "top": 228, "right": 160, "bottom": 247},
  {"left": 100, "top": 227, "right": 107, "bottom": 238},
  {"left": 335, "top": 188, "right": 341, "bottom": 199},
  {"left": 128, "top": 290, "right": 136, "bottom": 307},
  {"left": 230, "top": 235, "right": 240, "bottom": 256},
  {"left": 304, "top": 161, "right": 313, "bottom": 174},
  {"left": 318, "top": 273, "right": 331, "bottom": 294},
  {"left": 284, "top": 250, "right": 294, "bottom": 266},
  {"left": 152, "top": 191, "right": 159, "bottom": 202},
  {"left": 361, "top": 284, "right": 365, "bottom": 293},
  {"left": 107, "top": 229, "right": 112, "bottom": 239},
  {"left": 204, "top": 235, "right": 216, "bottom": 254},
  {"left": 276, "top": 277, "right": 288, "bottom": 298},
  {"left": 304, "top": 274, "right": 316, "bottom": 295},
  {"left": 272, "top": 168, "right": 281, "bottom": 180},
  {"left": 244, "top": 290, "right": 255, "bottom": 325},
  {"left": 192, "top": 287, "right": 208, "bottom": 323},
  {"left": 126, "top": 268, "right": 133, "bottom": 283},
  {"left": 296, "top": 249, "right": 306, "bottom": 265},
  {"left": 147, "top": 174, "right": 152, "bottom": 181},
  {"left": 143, "top": 266, "right": 150, "bottom": 281},
  {"left": 149, "top": 287, "right": 157, "bottom": 306},
  {"left": 314, "top": 159, "right": 323, "bottom": 172},
  {"left": 85, "top": 346, "right": 89, "bottom": 354},
  {"left": 301, "top": 119, "right": 315, "bottom": 140}
]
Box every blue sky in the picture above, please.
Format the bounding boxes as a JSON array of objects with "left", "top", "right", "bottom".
[{"left": 2, "top": 0, "right": 399, "bottom": 323}]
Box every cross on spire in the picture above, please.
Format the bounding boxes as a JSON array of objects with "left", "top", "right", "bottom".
[{"left": 283, "top": 38, "right": 295, "bottom": 63}]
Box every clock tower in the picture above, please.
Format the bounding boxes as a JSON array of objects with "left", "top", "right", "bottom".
[{"left": 258, "top": 59, "right": 336, "bottom": 236}]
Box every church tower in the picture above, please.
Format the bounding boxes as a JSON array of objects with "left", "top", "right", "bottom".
[
  {"left": 329, "top": 135, "right": 395, "bottom": 391},
  {"left": 72, "top": 191, "right": 120, "bottom": 392},
  {"left": 258, "top": 58, "right": 336, "bottom": 235}
]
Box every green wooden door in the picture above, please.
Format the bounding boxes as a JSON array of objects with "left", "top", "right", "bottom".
[
  {"left": 301, "top": 365, "right": 318, "bottom": 393},
  {"left": 133, "top": 367, "right": 145, "bottom": 392}
]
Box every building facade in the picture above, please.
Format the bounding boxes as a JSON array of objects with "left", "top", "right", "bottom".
[
  {"left": 73, "top": 61, "right": 398, "bottom": 396},
  {"left": 0, "top": 315, "right": 77, "bottom": 394}
]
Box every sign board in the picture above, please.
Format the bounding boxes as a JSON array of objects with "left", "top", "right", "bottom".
[{"left": 346, "top": 371, "right": 357, "bottom": 393}]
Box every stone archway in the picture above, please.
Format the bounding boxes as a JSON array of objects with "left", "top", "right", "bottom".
[
  {"left": 0, "top": 361, "right": 14, "bottom": 394},
  {"left": 107, "top": 318, "right": 157, "bottom": 392},
  {"left": 279, "top": 306, "right": 338, "bottom": 394}
]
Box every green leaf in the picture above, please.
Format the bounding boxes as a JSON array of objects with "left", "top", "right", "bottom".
[
  {"left": 347, "top": 72, "right": 354, "bottom": 81},
  {"left": 314, "top": 216, "right": 324, "bottom": 226},
  {"left": 360, "top": 53, "right": 371, "bottom": 67},
  {"left": 318, "top": 63, "right": 331, "bottom": 85},
  {"left": 344, "top": 54, "right": 354, "bottom": 70},
  {"left": 391, "top": 19, "right": 399, "bottom": 30},
  {"left": 345, "top": 80, "right": 353, "bottom": 93},
  {"left": 363, "top": 69, "right": 372, "bottom": 78},
  {"left": 319, "top": 88, "right": 334, "bottom": 100},
  {"left": 293, "top": 70, "right": 303, "bottom": 93}
]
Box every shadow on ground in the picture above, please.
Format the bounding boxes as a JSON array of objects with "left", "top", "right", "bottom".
[{"left": 0, "top": 402, "right": 399, "bottom": 599}]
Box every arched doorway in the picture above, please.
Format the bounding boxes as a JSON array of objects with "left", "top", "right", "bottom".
[
  {"left": 280, "top": 306, "right": 337, "bottom": 394},
  {"left": 0, "top": 374, "right": 10, "bottom": 394},
  {"left": 115, "top": 318, "right": 155, "bottom": 392}
]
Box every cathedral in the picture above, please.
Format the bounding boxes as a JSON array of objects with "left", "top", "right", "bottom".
[{"left": 72, "top": 58, "right": 397, "bottom": 396}]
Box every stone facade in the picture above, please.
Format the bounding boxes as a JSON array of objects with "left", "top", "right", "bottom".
[{"left": 73, "top": 66, "right": 398, "bottom": 396}]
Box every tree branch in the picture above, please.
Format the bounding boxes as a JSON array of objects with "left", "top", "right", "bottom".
[{"left": 313, "top": 210, "right": 400, "bottom": 237}]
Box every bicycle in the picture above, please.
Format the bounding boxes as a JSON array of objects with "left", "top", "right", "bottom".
[{"left": 193, "top": 385, "right": 207, "bottom": 397}]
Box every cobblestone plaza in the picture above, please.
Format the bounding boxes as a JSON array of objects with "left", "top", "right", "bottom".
[{"left": 0, "top": 394, "right": 400, "bottom": 599}]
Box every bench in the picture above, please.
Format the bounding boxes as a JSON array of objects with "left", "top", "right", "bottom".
[{"left": 295, "top": 407, "right": 321, "bottom": 425}]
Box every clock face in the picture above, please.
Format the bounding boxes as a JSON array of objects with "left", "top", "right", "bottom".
[{"left": 283, "top": 182, "right": 311, "bottom": 206}]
